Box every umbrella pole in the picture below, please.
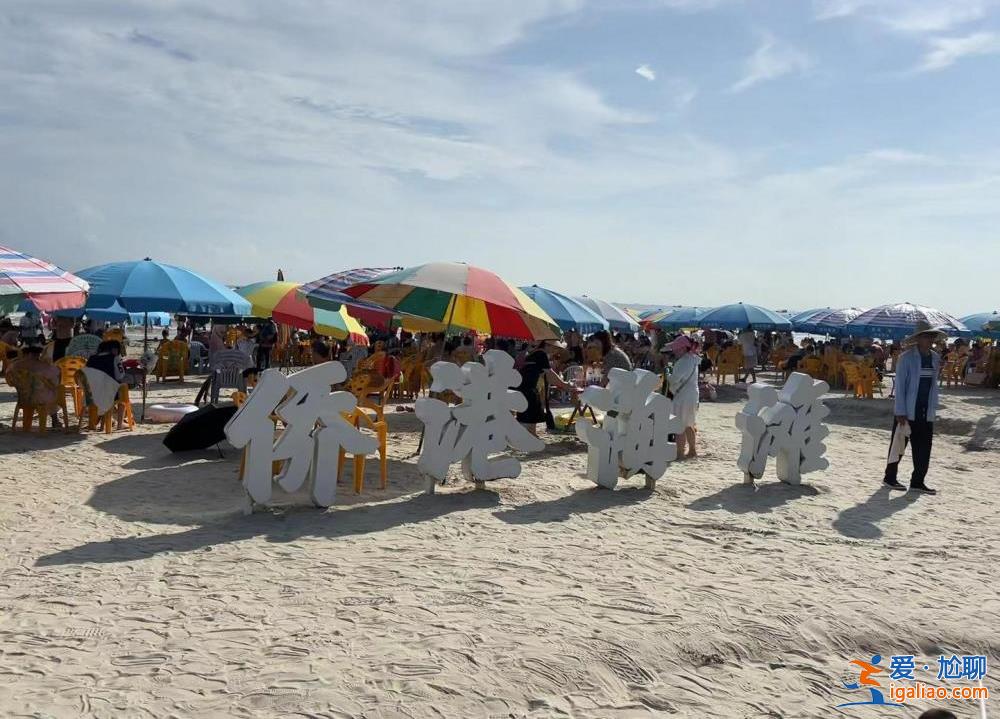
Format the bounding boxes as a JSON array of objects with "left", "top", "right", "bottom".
[{"left": 141, "top": 311, "right": 148, "bottom": 423}]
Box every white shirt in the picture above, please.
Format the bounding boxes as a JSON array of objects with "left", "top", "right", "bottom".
[{"left": 738, "top": 330, "right": 757, "bottom": 356}]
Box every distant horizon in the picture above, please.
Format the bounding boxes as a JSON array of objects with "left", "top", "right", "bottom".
[{"left": 3, "top": 2, "right": 999, "bottom": 316}]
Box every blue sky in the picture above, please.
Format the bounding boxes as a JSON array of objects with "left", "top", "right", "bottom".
[{"left": 2, "top": 0, "right": 999, "bottom": 315}]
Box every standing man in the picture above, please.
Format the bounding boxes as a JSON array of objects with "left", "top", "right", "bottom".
[
  {"left": 883, "top": 321, "right": 945, "bottom": 494},
  {"left": 738, "top": 325, "right": 757, "bottom": 383}
]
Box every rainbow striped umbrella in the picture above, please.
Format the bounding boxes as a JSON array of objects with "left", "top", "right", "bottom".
[
  {"left": 340, "top": 262, "right": 559, "bottom": 340},
  {"left": 1, "top": 245, "right": 89, "bottom": 313},
  {"left": 237, "top": 281, "right": 368, "bottom": 345}
]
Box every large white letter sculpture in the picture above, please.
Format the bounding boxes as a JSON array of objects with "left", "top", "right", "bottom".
[
  {"left": 415, "top": 349, "right": 544, "bottom": 491},
  {"left": 225, "top": 362, "right": 377, "bottom": 511},
  {"left": 736, "top": 371, "right": 830, "bottom": 485},
  {"left": 575, "top": 368, "right": 679, "bottom": 490}
]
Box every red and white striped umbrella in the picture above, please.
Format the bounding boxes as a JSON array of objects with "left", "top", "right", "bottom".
[{"left": 0, "top": 245, "right": 89, "bottom": 313}]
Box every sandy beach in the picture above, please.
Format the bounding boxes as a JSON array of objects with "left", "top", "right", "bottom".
[{"left": 1, "top": 378, "right": 998, "bottom": 718}]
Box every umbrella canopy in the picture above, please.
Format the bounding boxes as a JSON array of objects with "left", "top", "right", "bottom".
[
  {"left": 519, "top": 285, "right": 608, "bottom": 334},
  {"left": 644, "top": 306, "right": 708, "bottom": 330},
  {"left": 845, "top": 303, "right": 969, "bottom": 340},
  {"left": 298, "top": 267, "right": 448, "bottom": 332},
  {"left": 341, "top": 262, "right": 559, "bottom": 340},
  {"left": 573, "top": 296, "right": 639, "bottom": 333},
  {"left": 75, "top": 258, "right": 250, "bottom": 315},
  {"left": 791, "top": 307, "right": 864, "bottom": 336},
  {"left": 1, "top": 245, "right": 89, "bottom": 313},
  {"left": 697, "top": 302, "right": 792, "bottom": 331},
  {"left": 960, "top": 311, "right": 1000, "bottom": 339},
  {"left": 237, "top": 281, "right": 369, "bottom": 345}
]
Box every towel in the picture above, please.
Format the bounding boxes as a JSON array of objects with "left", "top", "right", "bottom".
[
  {"left": 888, "top": 421, "right": 911, "bottom": 463},
  {"left": 81, "top": 367, "right": 121, "bottom": 416}
]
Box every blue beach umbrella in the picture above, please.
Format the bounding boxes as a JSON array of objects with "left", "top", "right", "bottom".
[
  {"left": 573, "top": 295, "right": 640, "bottom": 333},
  {"left": 845, "top": 302, "right": 969, "bottom": 340},
  {"left": 75, "top": 258, "right": 250, "bottom": 316},
  {"left": 649, "top": 306, "right": 708, "bottom": 330},
  {"left": 791, "top": 307, "right": 863, "bottom": 336},
  {"left": 959, "top": 312, "right": 1000, "bottom": 339},
  {"left": 519, "top": 285, "right": 608, "bottom": 334},
  {"left": 697, "top": 302, "right": 792, "bottom": 331}
]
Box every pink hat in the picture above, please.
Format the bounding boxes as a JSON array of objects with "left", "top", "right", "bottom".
[{"left": 665, "top": 335, "right": 697, "bottom": 355}]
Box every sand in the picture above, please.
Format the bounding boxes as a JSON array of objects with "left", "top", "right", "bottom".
[{"left": 1, "top": 374, "right": 998, "bottom": 718}]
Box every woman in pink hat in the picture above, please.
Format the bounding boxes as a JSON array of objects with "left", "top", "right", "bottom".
[{"left": 665, "top": 335, "right": 701, "bottom": 459}]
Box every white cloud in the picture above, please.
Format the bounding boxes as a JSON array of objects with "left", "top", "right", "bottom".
[
  {"left": 815, "top": 0, "right": 997, "bottom": 34},
  {"left": 635, "top": 63, "right": 656, "bottom": 81},
  {"left": 918, "top": 31, "right": 1000, "bottom": 71},
  {"left": 730, "top": 35, "right": 811, "bottom": 92}
]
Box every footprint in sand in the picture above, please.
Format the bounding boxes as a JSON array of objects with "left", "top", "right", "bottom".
[
  {"left": 340, "top": 595, "right": 393, "bottom": 606},
  {"left": 586, "top": 639, "right": 656, "bottom": 686},
  {"left": 387, "top": 662, "right": 443, "bottom": 677},
  {"left": 111, "top": 651, "right": 171, "bottom": 667}
]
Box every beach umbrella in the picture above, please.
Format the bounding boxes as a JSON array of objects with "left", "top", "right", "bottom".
[
  {"left": 960, "top": 311, "right": 1000, "bottom": 339},
  {"left": 696, "top": 302, "right": 792, "bottom": 331},
  {"left": 790, "top": 307, "right": 864, "bottom": 336},
  {"left": 519, "top": 285, "right": 608, "bottom": 334},
  {"left": 573, "top": 296, "right": 639, "bottom": 333},
  {"left": 0, "top": 245, "right": 89, "bottom": 314},
  {"left": 236, "top": 281, "right": 368, "bottom": 344},
  {"left": 340, "top": 262, "right": 559, "bottom": 340},
  {"left": 639, "top": 307, "right": 670, "bottom": 320},
  {"left": 645, "top": 306, "right": 708, "bottom": 330},
  {"left": 298, "top": 266, "right": 447, "bottom": 332},
  {"left": 845, "top": 302, "right": 969, "bottom": 340},
  {"left": 76, "top": 258, "right": 250, "bottom": 316}
]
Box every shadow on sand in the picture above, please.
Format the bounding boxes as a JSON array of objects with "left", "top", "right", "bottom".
[
  {"left": 832, "top": 485, "right": 920, "bottom": 540},
  {"left": 493, "top": 485, "right": 652, "bottom": 525},
  {"left": 687, "top": 481, "right": 819, "bottom": 515},
  {"left": 37, "top": 459, "right": 500, "bottom": 566}
]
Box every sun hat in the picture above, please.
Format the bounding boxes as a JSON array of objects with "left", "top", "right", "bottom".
[
  {"left": 664, "top": 335, "right": 697, "bottom": 354},
  {"left": 903, "top": 320, "right": 947, "bottom": 346}
]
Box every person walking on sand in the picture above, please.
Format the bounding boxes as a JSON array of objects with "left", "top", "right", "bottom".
[
  {"left": 883, "top": 321, "right": 945, "bottom": 495},
  {"left": 738, "top": 325, "right": 757, "bottom": 383},
  {"left": 665, "top": 335, "right": 701, "bottom": 459}
]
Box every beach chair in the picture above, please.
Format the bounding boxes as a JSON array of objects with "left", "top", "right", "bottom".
[
  {"left": 0, "top": 341, "right": 15, "bottom": 377},
  {"left": 210, "top": 349, "right": 254, "bottom": 404},
  {"left": 7, "top": 368, "right": 66, "bottom": 432},
  {"left": 77, "top": 370, "right": 135, "bottom": 433},
  {"left": 799, "top": 357, "right": 823, "bottom": 380},
  {"left": 155, "top": 340, "right": 189, "bottom": 382},
  {"left": 337, "top": 407, "right": 388, "bottom": 493},
  {"left": 55, "top": 356, "right": 88, "bottom": 417},
  {"left": 714, "top": 346, "right": 742, "bottom": 385},
  {"left": 349, "top": 372, "right": 386, "bottom": 422},
  {"left": 188, "top": 340, "right": 208, "bottom": 374}
]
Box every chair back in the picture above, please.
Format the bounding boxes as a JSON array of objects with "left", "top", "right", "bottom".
[{"left": 56, "top": 356, "right": 87, "bottom": 387}]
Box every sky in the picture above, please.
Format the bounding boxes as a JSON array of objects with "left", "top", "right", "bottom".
[{"left": 2, "top": 0, "right": 999, "bottom": 316}]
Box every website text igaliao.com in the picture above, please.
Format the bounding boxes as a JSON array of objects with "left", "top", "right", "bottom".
[{"left": 888, "top": 682, "right": 989, "bottom": 703}]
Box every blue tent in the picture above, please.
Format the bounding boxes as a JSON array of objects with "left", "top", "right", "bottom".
[
  {"left": 75, "top": 258, "right": 250, "bottom": 316},
  {"left": 519, "top": 285, "right": 608, "bottom": 334},
  {"left": 697, "top": 302, "right": 792, "bottom": 331}
]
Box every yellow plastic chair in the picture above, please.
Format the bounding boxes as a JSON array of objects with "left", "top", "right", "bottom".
[
  {"left": 714, "top": 346, "right": 743, "bottom": 385},
  {"left": 156, "top": 340, "right": 189, "bottom": 382},
  {"left": 337, "top": 407, "right": 388, "bottom": 494},
  {"left": 7, "top": 368, "right": 66, "bottom": 432},
  {"left": 55, "top": 356, "right": 88, "bottom": 417}
]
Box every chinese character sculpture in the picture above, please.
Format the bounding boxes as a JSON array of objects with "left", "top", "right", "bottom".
[
  {"left": 736, "top": 372, "right": 830, "bottom": 485},
  {"left": 575, "top": 368, "right": 679, "bottom": 490},
  {"left": 225, "top": 363, "right": 378, "bottom": 511},
  {"left": 415, "top": 349, "right": 544, "bottom": 491}
]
